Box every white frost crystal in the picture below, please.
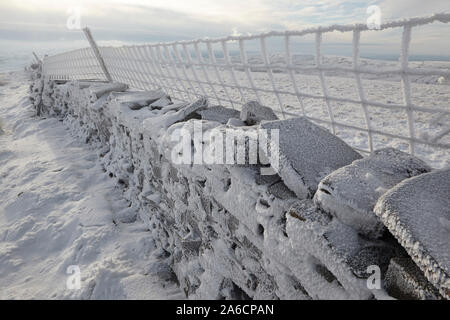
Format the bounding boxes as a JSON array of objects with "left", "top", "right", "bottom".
[
  {"left": 375, "top": 168, "right": 450, "bottom": 299},
  {"left": 260, "top": 117, "right": 362, "bottom": 199},
  {"left": 315, "top": 148, "right": 431, "bottom": 238}
]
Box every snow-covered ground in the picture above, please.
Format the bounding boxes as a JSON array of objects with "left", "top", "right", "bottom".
[{"left": 0, "top": 71, "right": 183, "bottom": 299}]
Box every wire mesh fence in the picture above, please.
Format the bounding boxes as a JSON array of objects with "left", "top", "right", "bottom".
[
  {"left": 42, "top": 13, "right": 450, "bottom": 165},
  {"left": 43, "top": 47, "right": 108, "bottom": 81}
]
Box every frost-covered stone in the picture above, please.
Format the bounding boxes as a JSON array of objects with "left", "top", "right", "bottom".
[
  {"left": 384, "top": 257, "right": 442, "bottom": 300},
  {"left": 240, "top": 101, "right": 278, "bottom": 125},
  {"left": 347, "top": 245, "right": 401, "bottom": 278},
  {"left": 286, "top": 200, "right": 370, "bottom": 299},
  {"left": 150, "top": 96, "right": 172, "bottom": 109},
  {"left": 260, "top": 117, "right": 362, "bottom": 199},
  {"left": 148, "top": 261, "right": 177, "bottom": 282},
  {"left": 314, "top": 148, "right": 431, "bottom": 238},
  {"left": 226, "top": 118, "right": 246, "bottom": 127},
  {"left": 198, "top": 106, "right": 240, "bottom": 124},
  {"left": 375, "top": 168, "right": 450, "bottom": 299},
  {"left": 143, "top": 97, "right": 207, "bottom": 139},
  {"left": 267, "top": 181, "right": 296, "bottom": 200},
  {"left": 88, "top": 82, "right": 128, "bottom": 101},
  {"left": 112, "top": 90, "right": 168, "bottom": 110},
  {"left": 286, "top": 199, "right": 403, "bottom": 297}
]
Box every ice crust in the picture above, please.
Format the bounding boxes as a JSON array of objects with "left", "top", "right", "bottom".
[
  {"left": 375, "top": 168, "right": 450, "bottom": 299},
  {"left": 240, "top": 101, "right": 278, "bottom": 125},
  {"left": 198, "top": 106, "right": 240, "bottom": 124},
  {"left": 261, "top": 117, "right": 362, "bottom": 199},
  {"left": 315, "top": 148, "right": 432, "bottom": 238}
]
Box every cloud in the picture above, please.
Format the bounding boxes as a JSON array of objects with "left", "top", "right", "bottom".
[
  {"left": 0, "top": 0, "right": 448, "bottom": 56},
  {"left": 378, "top": 0, "right": 449, "bottom": 19},
  {"left": 0, "top": 0, "right": 383, "bottom": 40}
]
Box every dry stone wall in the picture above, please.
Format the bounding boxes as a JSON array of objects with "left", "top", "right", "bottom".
[{"left": 29, "top": 68, "right": 448, "bottom": 300}]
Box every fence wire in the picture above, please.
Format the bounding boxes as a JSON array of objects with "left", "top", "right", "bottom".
[{"left": 42, "top": 13, "right": 450, "bottom": 163}]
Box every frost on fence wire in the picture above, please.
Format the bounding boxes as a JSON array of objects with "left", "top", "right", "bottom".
[
  {"left": 42, "top": 13, "right": 450, "bottom": 163},
  {"left": 43, "top": 47, "right": 108, "bottom": 82}
]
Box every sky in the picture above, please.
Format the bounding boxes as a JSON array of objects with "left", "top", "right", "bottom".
[{"left": 0, "top": 0, "right": 449, "bottom": 68}]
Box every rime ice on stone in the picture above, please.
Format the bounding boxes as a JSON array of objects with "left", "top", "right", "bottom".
[
  {"left": 260, "top": 117, "right": 362, "bottom": 199},
  {"left": 286, "top": 200, "right": 400, "bottom": 299},
  {"left": 198, "top": 106, "right": 240, "bottom": 124},
  {"left": 240, "top": 101, "right": 278, "bottom": 125},
  {"left": 375, "top": 168, "right": 450, "bottom": 299},
  {"left": 267, "top": 181, "right": 296, "bottom": 200},
  {"left": 143, "top": 97, "right": 208, "bottom": 138},
  {"left": 315, "top": 148, "right": 431, "bottom": 238},
  {"left": 150, "top": 96, "right": 173, "bottom": 109},
  {"left": 112, "top": 90, "right": 169, "bottom": 110},
  {"left": 384, "top": 257, "right": 442, "bottom": 300},
  {"left": 226, "top": 118, "right": 246, "bottom": 127},
  {"left": 88, "top": 82, "right": 128, "bottom": 101}
]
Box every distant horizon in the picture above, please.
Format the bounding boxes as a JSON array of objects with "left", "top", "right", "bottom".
[{"left": 2, "top": 39, "right": 450, "bottom": 74}]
